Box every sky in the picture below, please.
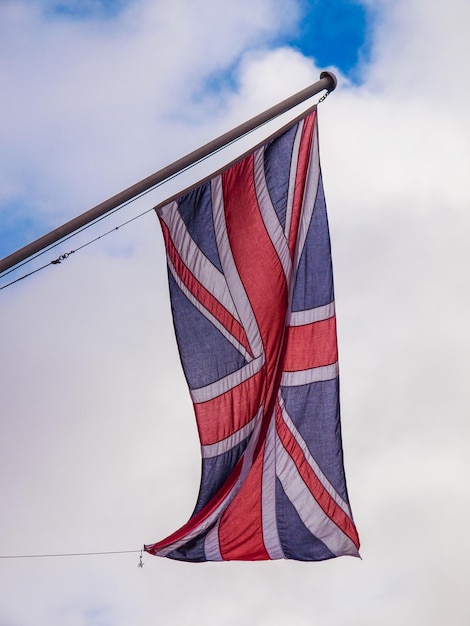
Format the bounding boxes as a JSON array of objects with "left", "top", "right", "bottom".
[{"left": 1, "top": 0, "right": 470, "bottom": 624}]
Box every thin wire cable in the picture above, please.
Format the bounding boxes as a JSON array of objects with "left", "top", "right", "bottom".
[
  {"left": 1, "top": 94, "right": 327, "bottom": 290},
  {"left": 0, "top": 207, "right": 156, "bottom": 290},
  {"left": 71, "top": 206, "right": 156, "bottom": 255},
  {"left": 1, "top": 183, "right": 160, "bottom": 281},
  {"left": 0, "top": 260, "right": 55, "bottom": 290},
  {"left": 0, "top": 549, "right": 142, "bottom": 560}
]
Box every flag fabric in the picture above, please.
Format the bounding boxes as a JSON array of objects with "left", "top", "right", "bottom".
[{"left": 145, "top": 107, "right": 360, "bottom": 562}]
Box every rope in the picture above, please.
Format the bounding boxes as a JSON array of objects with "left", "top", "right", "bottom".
[
  {"left": 0, "top": 549, "right": 141, "bottom": 559},
  {"left": 0, "top": 207, "right": 155, "bottom": 290},
  {"left": 0, "top": 260, "right": 55, "bottom": 290}
]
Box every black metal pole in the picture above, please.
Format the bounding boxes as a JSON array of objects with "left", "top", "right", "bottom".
[{"left": 0, "top": 71, "right": 336, "bottom": 275}]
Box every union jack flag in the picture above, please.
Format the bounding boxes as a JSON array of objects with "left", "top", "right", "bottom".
[{"left": 145, "top": 107, "right": 360, "bottom": 561}]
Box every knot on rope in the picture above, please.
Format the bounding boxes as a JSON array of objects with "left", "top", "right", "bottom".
[{"left": 51, "top": 251, "right": 74, "bottom": 265}]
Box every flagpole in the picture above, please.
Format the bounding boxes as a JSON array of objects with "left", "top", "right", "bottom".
[{"left": 0, "top": 71, "right": 336, "bottom": 275}]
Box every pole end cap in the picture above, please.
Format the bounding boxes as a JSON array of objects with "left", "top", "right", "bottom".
[{"left": 320, "top": 71, "right": 338, "bottom": 92}]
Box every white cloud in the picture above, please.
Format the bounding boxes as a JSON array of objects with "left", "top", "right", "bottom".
[{"left": 0, "top": 0, "right": 300, "bottom": 218}]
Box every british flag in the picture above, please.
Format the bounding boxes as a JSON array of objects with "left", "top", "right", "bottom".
[{"left": 145, "top": 107, "right": 360, "bottom": 561}]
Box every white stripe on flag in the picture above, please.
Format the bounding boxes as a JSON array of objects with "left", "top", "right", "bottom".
[
  {"left": 159, "top": 202, "right": 241, "bottom": 321},
  {"left": 280, "top": 362, "right": 338, "bottom": 387},
  {"left": 253, "top": 148, "right": 292, "bottom": 282},
  {"left": 190, "top": 354, "right": 265, "bottom": 404},
  {"left": 167, "top": 260, "right": 253, "bottom": 361},
  {"left": 278, "top": 396, "right": 351, "bottom": 516},
  {"left": 284, "top": 118, "right": 304, "bottom": 238},
  {"left": 204, "top": 520, "right": 223, "bottom": 561},
  {"left": 261, "top": 411, "right": 285, "bottom": 560},
  {"left": 288, "top": 302, "right": 335, "bottom": 326},
  {"left": 291, "top": 121, "right": 320, "bottom": 274}
]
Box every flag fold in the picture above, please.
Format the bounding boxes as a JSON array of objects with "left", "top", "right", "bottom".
[{"left": 145, "top": 107, "right": 359, "bottom": 562}]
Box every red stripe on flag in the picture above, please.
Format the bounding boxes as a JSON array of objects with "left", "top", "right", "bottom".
[
  {"left": 160, "top": 219, "right": 252, "bottom": 357},
  {"left": 282, "top": 317, "right": 338, "bottom": 372},
  {"left": 288, "top": 110, "right": 316, "bottom": 257},
  {"left": 218, "top": 444, "right": 270, "bottom": 560},
  {"left": 222, "top": 155, "right": 287, "bottom": 397},
  {"left": 276, "top": 405, "right": 360, "bottom": 550},
  {"left": 194, "top": 367, "right": 266, "bottom": 446}
]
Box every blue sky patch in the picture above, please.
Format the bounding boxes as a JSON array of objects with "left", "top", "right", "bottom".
[{"left": 290, "top": 0, "right": 371, "bottom": 79}]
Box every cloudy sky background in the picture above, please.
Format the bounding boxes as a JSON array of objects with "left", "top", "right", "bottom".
[{"left": 1, "top": 0, "right": 469, "bottom": 624}]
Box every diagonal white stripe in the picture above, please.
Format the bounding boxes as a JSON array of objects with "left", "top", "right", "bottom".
[
  {"left": 204, "top": 520, "right": 223, "bottom": 561},
  {"left": 159, "top": 201, "right": 241, "bottom": 322},
  {"left": 277, "top": 395, "right": 351, "bottom": 516},
  {"left": 167, "top": 258, "right": 252, "bottom": 361},
  {"left": 292, "top": 121, "right": 320, "bottom": 275},
  {"left": 261, "top": 413, "right": 285, "bottom": 560},
  {"left": 190, "top": 354, "right": 265, "bottom": 404},
  {"left": 276, "top": 436, "right": 359, "bottom": 558},
  {"left": 284, "top": 118, "right": 304, "bottom": 238},
  {"left": 253, "top": 149, "right": 292, "bottom": 282},
  {"left": 201, "top": 407, "right": 262, "bottom": 458}
]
